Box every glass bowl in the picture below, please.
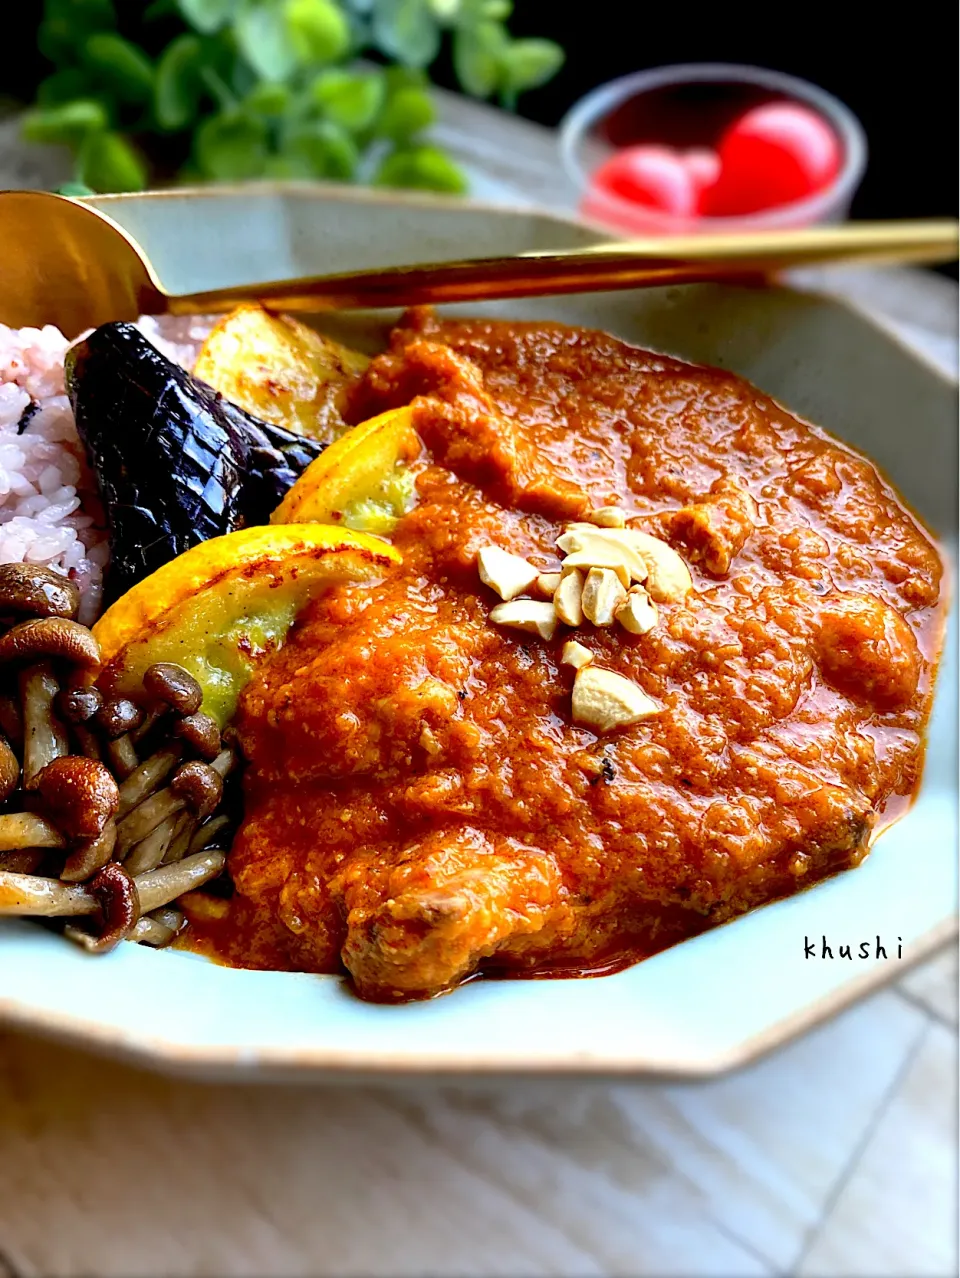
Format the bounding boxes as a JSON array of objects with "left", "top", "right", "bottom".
[{"left": 559, "top": 63, "right": 868, "bottom": 235}]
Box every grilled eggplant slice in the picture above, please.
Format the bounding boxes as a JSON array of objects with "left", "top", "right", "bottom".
[{"left": 66, "top": 322, "right": 325, "bottom": 604}]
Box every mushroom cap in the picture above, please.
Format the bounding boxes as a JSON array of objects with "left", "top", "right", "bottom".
[
  {"left": 0, "top": 563, "right": 79, "bottom": 620},
  {"left": 56, "top": 686, "right": 103, "bottom": 725},
  {"left": 86, "top": 861, "right": 140, "bottom": 952},
  {"left": 35, "top": 755, "right": 120, "bottom": 840},
  {"left": 94, "top": 697, "right": 143, "bottom": 739},
  {"left": 171, "top": 760, "right": 223, "bottom": 820},
  {"left": 0, "top": 617, "right": 100, "bottom": 670},
  {"left": 143, "top": 663, "right": 203, "bottom": 716},
  {"left": 172, "top": 711, "right": 221, "bottom": 761}
]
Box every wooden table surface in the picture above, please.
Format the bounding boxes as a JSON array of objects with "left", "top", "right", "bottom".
[{"left": 0, "top": 93, "right": 957, "bottom": 1278}]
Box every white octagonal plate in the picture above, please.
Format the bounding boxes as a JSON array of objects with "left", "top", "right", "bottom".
[{"left": 0, "top": 185, "right": 955, "bottom": 1080}]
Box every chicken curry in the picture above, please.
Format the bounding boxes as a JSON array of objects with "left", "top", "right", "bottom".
[{"left": 183, "top": 309, "right": 946, "bottom": 1002}]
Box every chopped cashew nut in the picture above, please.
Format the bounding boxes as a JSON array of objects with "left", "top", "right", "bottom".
[
  {"left": 557, "top": 524, "right": 692, "bottom": 603},
  {"left": 616, "top": 586, "right": 658, "bottom": 635},
  {"left": 477, "top": 546, "right": 539, "bottom": 601},
  {"left": 557, "top": 529, "right": 647, "bottom": 585},
  {"left": 572, "top": 666, "right": 659, "bottom": 731},
  {"left": 490, "top": 600, "right": 558, "bottom": 641},
  {"left": 554, "top": 569, "right": 584, "bottom": 626},
  {"left": 536, "top": 572, "right": 563, "bottom": 597},
  {"left": 562, "top": 640, "right": 594, "bottom": 669},
  {"left": 621, "top": 531, "right": 692, "bottom": 603},
  {"left": 588, "top": 506, "right": 627, "bottom": 528},
  {"left": 581, "top": 568, "right": 627, "bottom": 626}
]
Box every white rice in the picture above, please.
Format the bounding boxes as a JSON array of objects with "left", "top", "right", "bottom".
[{"left": 0, "top": 323, "right": 110, "bottom": 625}]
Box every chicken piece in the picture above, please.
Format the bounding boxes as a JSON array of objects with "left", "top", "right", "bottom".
[
  {"left": 331, "top": 827, "right": 565, "bottom": 1001},
  {"left": 814, "top": 591, "right": 921, "bottom": 708},
  {"left": 667, "top": 478, "right": 757, "bottom": 576}
]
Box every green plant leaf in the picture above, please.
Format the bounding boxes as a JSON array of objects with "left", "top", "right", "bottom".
[
  {"left": 374, "top": 143, "right": 467, "bottom": 192},
  {"left": 21, "top": 100, "right": 110, "bottom": 145},
  {"left": 426, "top": 0, "right": 460, "bottom": 17},
  {"left": 56, "top": 181, "right": 96, "bottom": 197},
  {"left": 82, "top": 33, "right": 155, "bottom": 104},
  {"left": 144, "top": 0, "right": 179, "bottom": 20},
  {"left": 372, "top": 0, "right": 440, "bottom": 68},
  {"left": 262, "top": 153, "right": 314, "bottom": 178},
  {"left": 310, "top": 69, "right": 384, "bottom": 131},
  {"left": 154, "top": 34, "right": 205, "bottom": 130},
  {"left": 285, "top": 0, "right": 351, "bottom": 65},
  {"left": 499, "top": 37, "right": 564, "bottom": 94},
  {"left": 76, "top": 131, "right": 148, "bottom": 192},
  {"left": 383, "top": 64, "right": 428, "bottom": 93},
  {"left": 37, "top": 69, "right": 95, "bottom": 108},
  {"left": 245, "top": 81, "right": 293, "bottom": 117},
  {"left": 176, "top": 0, "right": 238, "bottom": 33},
  {"left": 38, "top": 0, "right": 117, "bottom": 65},
  {"left": 284, "top": 119, "right": 359, "bottom": 179},
  {"left": 378, "top": 85, "right": 434, "bottom": 140},
  {"left": 194, "top": 110, "right": 269, "bottom": 179},
  {"left": 234, "top": 2, "right": 299, "bottom": 82},
  {"left": 452, "top": 21, "right": 504, "bottom": 97},
  {"left": 45, "top": 0, "right": 117, "bottom": 22}
]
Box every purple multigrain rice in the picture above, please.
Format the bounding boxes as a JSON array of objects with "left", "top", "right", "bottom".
[{"left": 0, "top": 323, "right": 109, "bottom": 625}]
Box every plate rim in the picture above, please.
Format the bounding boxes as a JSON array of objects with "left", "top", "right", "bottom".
[{"left": 1, "top": 917, "right": 954, "bottom": 1082}]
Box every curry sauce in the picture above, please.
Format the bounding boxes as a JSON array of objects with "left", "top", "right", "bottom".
[{"left": 183, "top": 311, "right": 946, "bottom": 1002}]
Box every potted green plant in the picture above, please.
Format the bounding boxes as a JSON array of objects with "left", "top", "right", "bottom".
[{"left": 22, "top": 0, "right": 564, "bottom": 194}]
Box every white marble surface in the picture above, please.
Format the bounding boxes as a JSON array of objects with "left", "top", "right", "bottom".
[{"left": 0, "top": 91, "right": 957, "bottom": 1278}]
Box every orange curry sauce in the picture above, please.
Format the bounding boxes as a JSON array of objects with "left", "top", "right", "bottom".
[{"left": 182, "top": 310, "right": 947, "bottom": 1002}]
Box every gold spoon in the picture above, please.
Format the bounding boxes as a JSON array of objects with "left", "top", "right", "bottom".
[{"left": 1, "top": 190, "right": 956, "bottom": 338}]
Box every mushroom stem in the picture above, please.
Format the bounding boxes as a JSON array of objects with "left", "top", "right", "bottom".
[
  {"left": 130, "top": 707, "right": 165, "bottom": 746},
  {"left": 0, "top": 870, "right": 97, "bottom": 916},
  {"left": 116, "top": 745, "right": 181, "bottom": 819},
  {"left": 163, "top": 812, "right": 196, "bottom": 865},
  {"left": 0, "top": 812, "right": 65, "bottom": 852},
  {"left": 135, "top": 851, "right": 226, "bottom": 912},
  {"left": 116, "top": 788, "right": 186, "bottom": 854},
  {"left": 20, "top": 661, "right": 68, "bottom": 788},
  {"left": 187, "top": 814, "right": 230, "bottom": 857},
  {"left": 0, "top": 849, "right": 44, "bottom": 875},
  {"left": 72, "top": 724, "right": 102, "bottom": 761},
  {"left": 150, "top": 905, "right": 184, "bottom": 932},
  {"left": 211, "top": 748, "right": 236, "bottom": 779},
  {"left": 0, "top": 693, "right": 22, "bottom": 750},
  {"left": 129, "top": 915, "right": 176, "bottom": 947},
  {"left": 124, "top": 812, "right": 179, "bottom": 876},
  {"left": 0, "top": 851, "right": 226, "bottom": 916},
  {"left": 105, "top": 734, "right": 138, "bottom": 779},
  {"left": 0, "top": 731, "right": 19, "bottom": 802}
]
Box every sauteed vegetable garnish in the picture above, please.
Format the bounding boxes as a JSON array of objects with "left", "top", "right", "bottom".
[
  {"left": 0, "top": 558, "right": 235, "bottom": 951},
  {"left": 67, "top": 323, "right": 325, "bottom": 603},
  {"left": 0, "top": 307, "right": 947, "bottom": 1002}
]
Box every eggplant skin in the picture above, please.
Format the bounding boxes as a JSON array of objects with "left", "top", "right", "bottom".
[{"left": 66, "top": 323, "right": 326, "bottom": 604}]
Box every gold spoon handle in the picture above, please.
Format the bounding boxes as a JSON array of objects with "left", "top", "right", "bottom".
[{"left": 169, "top": 220, "right": 960, "bottom": 315}]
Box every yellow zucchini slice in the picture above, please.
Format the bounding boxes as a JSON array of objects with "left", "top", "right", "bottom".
[
  {"left": 93, "top": 525, "right": 401, "bottom": 725},
  {"left": 193, "top": 303, "right": 369, "bottom": 443},
  {"left": 271, "top": 406, "right": 420, "bottom": 535}
]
